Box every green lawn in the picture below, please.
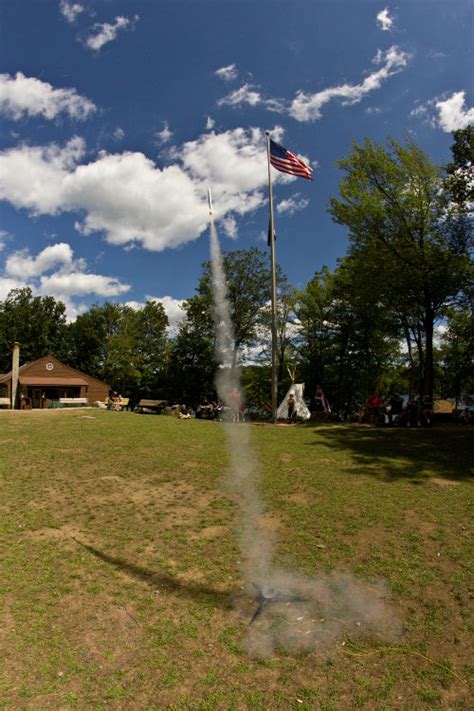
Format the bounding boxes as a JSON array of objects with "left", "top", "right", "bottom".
[{"left": 0, "top": 410, "right": 472, "bottom": 710}]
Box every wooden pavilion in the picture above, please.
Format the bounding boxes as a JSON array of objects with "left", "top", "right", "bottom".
[{"left": 0, "top": 352, "right": 109, "bottom": 409}]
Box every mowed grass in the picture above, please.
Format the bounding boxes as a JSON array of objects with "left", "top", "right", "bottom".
[{"left": 0, "top": 410, "right": 472, "bottom": 711}]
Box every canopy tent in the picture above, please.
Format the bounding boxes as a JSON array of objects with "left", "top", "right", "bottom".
[{"left": 277, "top": 383, "right": 311, "bottom": 421}]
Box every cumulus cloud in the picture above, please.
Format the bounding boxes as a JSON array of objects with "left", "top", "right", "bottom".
[
  {"left": 59, "top": 0, "right": 85, "bottom": 23},
  {"left": 40, "top": 271, "right": 130, "bottom": 298},
  {"left": 289, "top": 45, "right": 410, "bottom": 121},
  {"left": 436, "top": 92, "right": 474, "bottom": 132},
  {"left": 113, "top": 127, "right": 125, "bottom": 141},
  {"left": 85, "top": 15, "right": 139, "bottom": 52},
  {"left": 376, "top": 8, "right": 394, "bottom": 31},
  {"left": 0, "top": 127, "right": 296, "bottom": 253},
  {"left": 206, "top": 116, "right": 215, "bottom": 130},
  {"left": 215, "top": 64, "right": 238, "bottom": 81},
  {"left": 411, "top": 91, "right": 474, "bottom": 132},
  {"left": 0, "top": 276, "right": 27, "bottom": 301},
  {"left": 276, "top": 194, "right": 310, "bottom": 215},
  {"left": 0, "top": 72, "right": 96, "bottom": 121},
  {"left": 1, "top": 241, "right": 130, "bottom": 319},
  {"left": 5, "top": 242, "right": 75, "bottom": 279}
]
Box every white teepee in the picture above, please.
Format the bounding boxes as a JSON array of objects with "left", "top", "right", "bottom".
[{"left": 277, "top": 382, "right": 311, "bottom": 421}]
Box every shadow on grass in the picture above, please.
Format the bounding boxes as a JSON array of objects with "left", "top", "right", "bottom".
[
  {"left": 73, "top": 539, "right": 232, "bottom": 608},
  {"left": 308, "top": 424, "right": 474, "bottom": 482}
]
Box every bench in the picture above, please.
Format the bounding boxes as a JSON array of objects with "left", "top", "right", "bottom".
[
  {"left": 135, "top": 399, "right": 167, "bottom": 414},
  {"left": 59, "top": 397, "right": 89, "bottom": 407},
  {"left": 0, "top": 397, "right": 10, "bottom": 409}
]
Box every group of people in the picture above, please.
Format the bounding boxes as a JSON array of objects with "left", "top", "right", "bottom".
[
  {"left": 359, "top": 391, "right": 435, "bottom": 427},
  {"left": 179, "top": 391, "right": 245, "bottom": 422}
]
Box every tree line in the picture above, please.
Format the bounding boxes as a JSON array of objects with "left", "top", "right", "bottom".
[{"left": 1, "top": 130, "right": 472, "bottom": 411}]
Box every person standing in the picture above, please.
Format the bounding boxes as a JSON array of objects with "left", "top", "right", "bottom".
[
  {"left": 314, "top": 384, "right": 331, "bottom": 416},
  {"left": 287, "top": 392, "right": 296, "bottom": 422},
  {"left": 367, "top": 390, "right": 382, "bottom": 425}
]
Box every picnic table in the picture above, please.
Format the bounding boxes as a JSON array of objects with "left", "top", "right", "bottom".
[{"left": 134, "top": 399, "right": 167, "bottom": 414}]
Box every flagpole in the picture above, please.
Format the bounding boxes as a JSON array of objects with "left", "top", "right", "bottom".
[{"left": 265, "top": 130, "right": 278, "bottom": 424}]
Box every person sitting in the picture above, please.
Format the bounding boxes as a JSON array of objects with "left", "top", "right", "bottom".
[
  {"left": 459, "top": 407, "right": 472, "bottom": 425},
  {"left": 179, "top": 403, "right": 191, "bottom": 419}
]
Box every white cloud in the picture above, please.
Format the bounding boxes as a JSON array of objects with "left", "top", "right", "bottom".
[
  {"left": 376, "top": 8, "right": 394, "bottom": 31},
  {"left": 0, "top": 127, "right": 295, "bottom": 253},
  {"left": 436, "top": 92, "right": 474, "bottom": 132},
  {"left": 289, "top": 45, "right": 410, "bottom": 121},
  {"left": 40, "top": 272, "right": 130, "bottom": 298},
  {"left": 155, "top": 122, "right": 173, "bottom": 144},
  {"left": 221, "top": 215, "right": 238, "bottom": 238},
  {"left": 0, "top": 229, "right": 10, "bottom": 252},
  {"left": 113, "top": 127, "right": 125, "bottom": 141},
  {"left": 1, "top": 242, "right": 130, "bottom": 319},
  {"left": 217, "top": 84, "right": 285, "bottom": 113},
  {"left": 218, "top": 83, "right": 262, "bottom": 107},
  {"left": 0, "top": 136, "right": 86, "bottom": 214},
  {"left": 0, "top": 276, "right": 26, "bottom": 301},
  {"left": 206, "top": 116, "right": 215, "bottom": 130},
  {"left": 276, "top": 194, "right": 310, "bottom": 215},
  {"left": 85, "top": 15, "right": 139, "bottom": 52},
  {"left": 0, "top": 72, "right": 96, "bottom": 121},
  {"left": 215, "top": 64, "right": 238, "bottom": 81},
  {"left": 411, "top": 91, "right": 474, "bottom": 132},
  {"left": 5, "top": 242, "right": 74, "bottom": 279},
  {"left": 59, "top": 0, "right": 85, "bottom": 23}
]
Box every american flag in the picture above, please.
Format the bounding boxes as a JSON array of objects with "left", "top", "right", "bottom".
[{"left": 269, "top": 138, "right": 313, "bottom": 181}]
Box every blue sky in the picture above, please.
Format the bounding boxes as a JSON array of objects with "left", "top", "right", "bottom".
[{"left": 0, "top": 0, "right": 472, "bottom": 328}]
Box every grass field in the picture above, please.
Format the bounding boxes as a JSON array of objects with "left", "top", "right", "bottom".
[{"left": 0, "top": 410, "right": 472, "bottom": 710}]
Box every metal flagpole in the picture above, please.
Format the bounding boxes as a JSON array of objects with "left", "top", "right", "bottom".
[{"left": 265, "top": 130, "right": 278, "bottom": 424}]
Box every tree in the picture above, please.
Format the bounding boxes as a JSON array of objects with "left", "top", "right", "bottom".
[
  {"left": 0, "top": 288, "right": 67, "bottom": 371},
  {"left": 67, "top": 301, "right": 168, "bottom": 400},
  {"left": 439, "top": 306, "right": 474, "bottom": 405},
  {"left": 296, "top": 261, "right": 400, "bottom": 412},
  {"left": 188, "top": 247, "right": 272, "bottom": 367},
  {"left": 329, "top": 136, "right": 471, "bottom": 398},
  {"left": 445, "top": 125, "right": 474, "bottom": 208}
]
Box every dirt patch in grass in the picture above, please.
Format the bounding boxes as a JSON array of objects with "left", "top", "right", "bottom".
[
  {"left": 429, "top": 477, "right": 461, "bottom": 487},
  {"left": 1, "top": 414, "right": 472, "bottom": 709}
]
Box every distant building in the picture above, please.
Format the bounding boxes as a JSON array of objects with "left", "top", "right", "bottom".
[{"left": 0, "top": 349, "right": 109, "bottom": 409}]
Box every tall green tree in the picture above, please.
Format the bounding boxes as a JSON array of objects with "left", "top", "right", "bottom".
[
  {"left": 0, "top": 288, "right": 67, "bottom": 371},
  {"left": 168, "top": 247, "right": 274, "bottom": 405},
  {"left": 439, "top": 306, "right": 474, "bottom": 405},
  {"left": 67, "top": 301, "right": 168, "bottom": 399},
  {"left": 329, "top": 136, "right": 471, "bottom": 398}
]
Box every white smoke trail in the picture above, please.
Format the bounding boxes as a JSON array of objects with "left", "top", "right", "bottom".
[
  {"left": 209, "top": 218, "right": 274, "bottom": 587},
  {"left": 208, "top": 216, "right": 400, "bottom": 657}
]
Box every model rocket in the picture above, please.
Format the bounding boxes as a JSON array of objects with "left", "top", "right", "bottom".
[{"left": 207, "top": 187, "right": 213, "bottom": 215}]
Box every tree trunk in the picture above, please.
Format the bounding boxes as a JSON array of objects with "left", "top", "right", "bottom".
[{"left": 422, "top": 311, "right": 434, "bottom": 398}]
